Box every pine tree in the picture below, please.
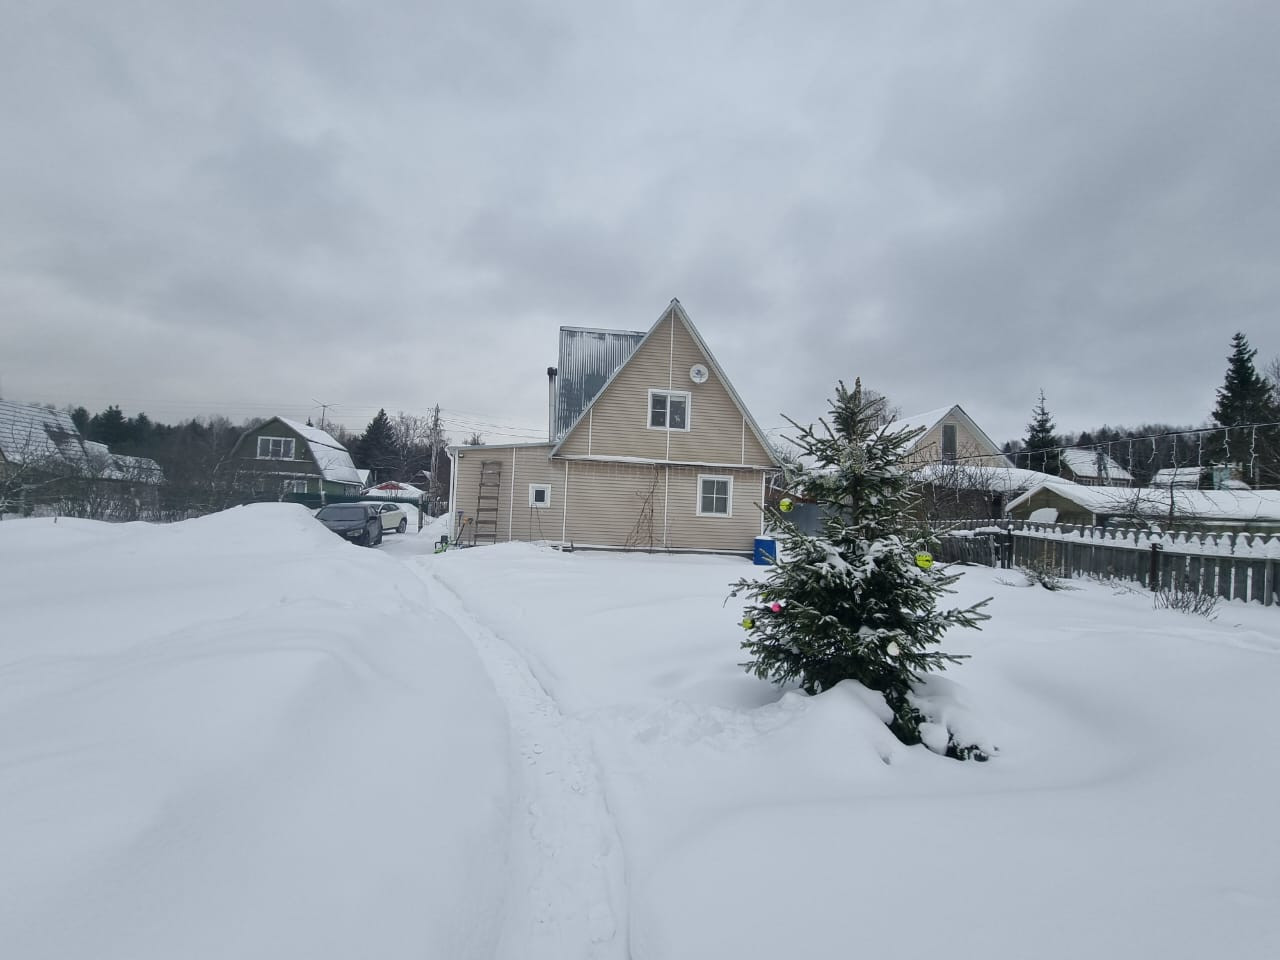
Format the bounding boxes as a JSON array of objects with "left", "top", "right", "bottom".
[
  {"left": 1023, "top": 390, "right": 1059, "bottom": 475},
  {"left": 1210, "top": 332, "right": 1280, "bottom": 484},
  {"left": 357, "top": 409, "right": 398, "bottom": 479},
  {"left": 730, "top": 379, "right": 990, "bottom": 755}
]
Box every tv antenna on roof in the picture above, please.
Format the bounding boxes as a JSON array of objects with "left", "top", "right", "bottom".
[{"left": 311, "top": 398, "right": 339, "bottom": 432}]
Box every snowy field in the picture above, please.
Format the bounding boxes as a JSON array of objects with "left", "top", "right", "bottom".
[{"left": 3, "top": 505, "right": 1280, "bottom": 959}]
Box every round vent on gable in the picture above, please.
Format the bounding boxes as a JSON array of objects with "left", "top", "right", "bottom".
[{"left": 689, "top": 363, "right": 709, "bottom": 384}]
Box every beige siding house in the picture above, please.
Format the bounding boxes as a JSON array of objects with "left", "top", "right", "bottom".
[
  {"left": 889, "top": 405, "right": 1010, "bottom": 469},
  {"left": 448, "top": 300, "right": 779, "bottom": 554}
]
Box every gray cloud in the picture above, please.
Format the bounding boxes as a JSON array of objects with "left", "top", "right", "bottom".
[{"left": 2, "top": 0, "right": 1278, "bottom": 446}]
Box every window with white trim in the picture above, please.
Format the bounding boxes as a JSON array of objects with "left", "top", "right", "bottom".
[
  {"left": 528, "top": 483, "right": 552, "bottom": 509},
  {"left": 648, "top": 389, "right": 690, "bottom": 431},
  {"left": 283, "top": 479, "right": 308, "bottom": 494},
  {"left": 257, "top": 436, "right": 296, "bottom": 459},
  {"left": 697, "top": 475, "right": 732, "bottom": 517}
]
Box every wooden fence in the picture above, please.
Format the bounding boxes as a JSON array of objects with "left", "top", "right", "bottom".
[{"left": 931, "top": 519, "right": 1279, "bottom": 607}]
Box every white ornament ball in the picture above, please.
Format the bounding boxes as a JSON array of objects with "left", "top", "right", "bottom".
[{"left": 886, "top": 641, "right": 900, "bottom": 657}]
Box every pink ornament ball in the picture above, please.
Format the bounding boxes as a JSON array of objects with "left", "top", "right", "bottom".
[{"left": 770, "top": 601, "right": 782, "bottom": 613}]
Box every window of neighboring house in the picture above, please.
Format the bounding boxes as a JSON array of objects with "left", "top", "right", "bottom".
[
  {"left": 284, "top": 479, "right": 308, "bottom": 494},
  {"left": 529, "top": 484, "right": 552, "bottom": 509},
  {"left": 941, "top": 424, "right": 957, "bottom": 463},
  {"left": 257, "top": 436, "right": 296, "bottom": 459},
  {"left": 697, "top": 475, "right": 732, "bottom": 517},
  {"left": 649, "top": 390, "right": 690, "bottom": 431}
]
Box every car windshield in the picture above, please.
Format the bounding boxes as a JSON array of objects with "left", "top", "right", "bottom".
[{"left": 317, "top": 506, "right": 366, "bottom": 520}]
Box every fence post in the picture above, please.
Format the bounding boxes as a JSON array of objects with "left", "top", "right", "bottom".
[
  {"left": 1002, "top": 531, "right": 1013, "bottom": 570},
  {"left": 1265, "top": 558, "right": 1275, "bottom": 607},
  {"left": 1149, "top": 543, "right": 1163, "bottom": 592}
]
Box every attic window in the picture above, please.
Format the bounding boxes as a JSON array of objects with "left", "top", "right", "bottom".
[
  {"left": 649, "top": 390, "right": 690, "bottom": 431},
  {"left": 257, "top": 436, "right": 296, "bottom": 459},
  {"left": 941, "top": 424, "right": 957, "bottom": 463},
  {"left": 529, "top": 484, "right": 551, "bottom": 509}
]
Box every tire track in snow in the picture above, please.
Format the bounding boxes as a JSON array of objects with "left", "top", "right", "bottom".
[{"left": 415, "top": 568, "right": 630, "bottom": 960}]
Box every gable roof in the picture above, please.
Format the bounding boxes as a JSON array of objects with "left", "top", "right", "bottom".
[
  {"left": 1059, "top": 447, "right": 1134, "bottom": 482},
  {"left": 554, "top": 327, "right": 646, "bottom": 441},
  {"left": 243, "top": 417, "right": 361, "bottom": 485},
  {"left": 886, "top": 404, "right": 1009, "bottom": 463},
  {"left": 1007, "top": 481, "right": 1280, "bottom": 523},
  {"left": 548, "top": 299, "right": 780, "bottom": 466},
  {"left": 0, "top": 399, "right": 87, "bottom": 469}
]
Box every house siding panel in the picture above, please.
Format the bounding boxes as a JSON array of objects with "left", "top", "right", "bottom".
[
  {"left": 559, "top": 310, "right": 773, "bottom": 466},
  {"left": 906, "top": 414, "right": 1006, "bottom": 468},
  {"left": 451, "top": 444, "right": 562, "bottom": 544}
]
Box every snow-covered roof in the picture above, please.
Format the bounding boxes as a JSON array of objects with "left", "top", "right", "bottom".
[
  {"left": 885, "top": 406, "right": 954, "bottom": 438},
  {"left": 1008, "top": 481, "right": 1280, "bottom": 523},
  {"left": 82, "top": 441, "right": 164, "bottom": 483},
  {"left": 0, "top": 399, "right": 86, "bottom": 468},
  {"left": 278, "top": 418, "right": 361, "bottom": 485},
  {"left": 1151, "top": 467, "right": 1202, "bottom": 487},
  {"left": 361, "top": 481, "right": 425, "bottom": 499},
  {"left": 913, "top": 463, "right": 1069, "bottom": 493},
  {"left": 1059, "top": 448, "right": 1134, "bottom": 482}
]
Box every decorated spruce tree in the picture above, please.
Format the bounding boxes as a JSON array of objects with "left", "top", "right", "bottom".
[{"left": 731, "top": 379, "right": 989, "bottom": 750}]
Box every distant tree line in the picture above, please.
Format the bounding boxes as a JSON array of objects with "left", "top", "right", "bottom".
[{"left": 1002, "top": 333, "right": 1280, "bottom": 488}]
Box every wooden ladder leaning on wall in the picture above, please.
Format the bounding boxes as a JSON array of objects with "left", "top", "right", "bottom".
[{"left": 473, "top": 460, "right": 503, "bottom": 544}]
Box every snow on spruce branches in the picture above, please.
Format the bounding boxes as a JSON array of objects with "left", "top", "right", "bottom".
[{"left": 731, "top": 379, "right": 990, "bottom": 755}]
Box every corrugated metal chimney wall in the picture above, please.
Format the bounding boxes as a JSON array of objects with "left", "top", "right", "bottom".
[{"left": 547, "top": 367, "right": 558, "bottom": 442}]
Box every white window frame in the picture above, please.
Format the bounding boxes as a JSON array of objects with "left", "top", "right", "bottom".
[
  {"left": 257, "top": 436, "right": 296, "bottom": 460},
  {"left": 283, "top": 479, "right": 308, "bottom": 494},
  {"left": 528, "top": 483, "right": 552, "bottom": 509},
  {"left": 696, "top": 474, "right": 733, "bottom": 517},
  {"left": 647, "top": 389, "right": 691, "bottom": 432}
]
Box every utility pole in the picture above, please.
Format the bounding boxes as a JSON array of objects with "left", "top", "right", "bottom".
[{"left": 311, "top": 398, "right": 338, "bottom": 433}]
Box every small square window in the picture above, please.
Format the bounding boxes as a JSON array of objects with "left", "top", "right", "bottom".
[
  {"left": 697, "top": 475, "right": 732, "bottom": 517},
  {"left": 529, "top": 484, "right": 552, "bottom": 508},
  {"left": 649, "top": 390, "right": 691, "bottom": 431}
]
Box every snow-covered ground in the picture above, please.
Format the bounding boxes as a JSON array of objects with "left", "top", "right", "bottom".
[{"left": 4, "top": 506, "right": 1280, "bottom": 959}]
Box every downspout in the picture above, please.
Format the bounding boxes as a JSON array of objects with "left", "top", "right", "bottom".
[
  {"left": 561, "top": 459, "right": 570, "bottom": 546},
  {"left": 448, "top": 448, "right": 458, "bottom": 542},
  {"left": 509, "top": 446, "right": 516, "bottom": 541},
  {"left": 547, "top": 367, "right": 558, "bottom": 442}
]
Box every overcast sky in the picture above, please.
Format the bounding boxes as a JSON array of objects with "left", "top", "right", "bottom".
[{"left": 3, "top": 1, "right": 1278, "bottom": 446}]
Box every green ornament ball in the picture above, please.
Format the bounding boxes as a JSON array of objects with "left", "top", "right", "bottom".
[{"left": 779, "top": 498, "right": 793, "bottom": 513}]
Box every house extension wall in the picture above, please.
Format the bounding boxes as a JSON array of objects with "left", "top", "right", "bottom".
[
  {"left": 556, "top": 310, "right": 773, "bottom": 467},
  {"left": 452, "top": 444, "right": 765, "bottom": 553}
]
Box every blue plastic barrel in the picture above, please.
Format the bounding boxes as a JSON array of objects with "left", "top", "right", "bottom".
[{"left": 753, "top": 537, "right": 777, "bottom": 565}]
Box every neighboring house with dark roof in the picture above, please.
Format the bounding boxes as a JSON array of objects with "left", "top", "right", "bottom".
[
  {"left": 1058, "top": 447, "right": 1134, "bottom": 486},
  {"left": 226, "top": 417, "right": 362, "bottom": 498},
  {"left": 1006, "top": 480, "right": 1280, "bottom": 532},
  {"left": 0, "top": 399, "right": 88, "bottom": 476},
  {"left": 448, "top": 299, "right": 780, "bottom": 554}
]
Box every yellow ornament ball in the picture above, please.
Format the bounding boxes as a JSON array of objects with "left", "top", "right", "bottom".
[
  {"left": 779, "top": 498, "right": 794, "bottom": 513},
  {"left": 741, "top": 616, "right": 755, "bottom": 630},
  {"left": 915, "top": 552, "right": 934, "bottom": 571}
]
